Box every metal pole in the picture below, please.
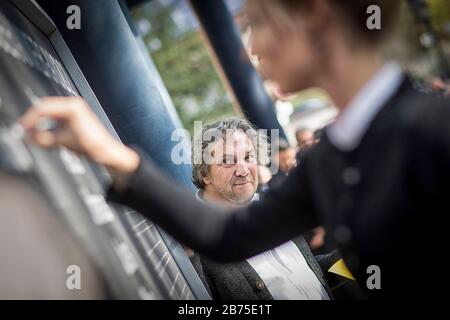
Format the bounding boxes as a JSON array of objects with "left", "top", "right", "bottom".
[{"left": 189, "top": 0, "right": 288, "bottom": 145}]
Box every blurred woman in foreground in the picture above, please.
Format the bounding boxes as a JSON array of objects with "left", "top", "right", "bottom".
[{"left": 20, "top": 0, "right": 450, "bottom": 299}]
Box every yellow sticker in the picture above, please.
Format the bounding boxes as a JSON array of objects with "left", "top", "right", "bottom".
[{"left": 328, "top": 259, "right": 355, "bottom": 280}]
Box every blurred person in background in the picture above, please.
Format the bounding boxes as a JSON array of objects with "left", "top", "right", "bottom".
[
  {"left": 267, "top": 143, "right": 297, "bottom": 189},
  {"left": 295, "top": 127, "right": 315, "bottom": 151},
  {"left": 257, "top": 165, "right": 272, "bottom": 193},
  {"left": 429, "top": 77, "right": 450, "bottom": 97},
  {"left": 20, "top": 0, "right": 450, "bottom": 299}
]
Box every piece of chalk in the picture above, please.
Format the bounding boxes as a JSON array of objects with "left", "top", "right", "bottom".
[{"left": 35, "top": 117, "right": 59, "bottom": 132}]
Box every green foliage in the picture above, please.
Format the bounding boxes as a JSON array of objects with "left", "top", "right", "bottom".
[
  {"left": 131, "top": 3, "right": 234, "bottom": 135},
  {"left": 384, "top": 0, "right": 450, "bottom": 78},
  {"left": 428, "top": 0, "right": 450, "bottom": 37}
]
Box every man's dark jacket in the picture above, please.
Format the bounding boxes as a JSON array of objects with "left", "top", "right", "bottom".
[{"left": 189, "top": 236, "right": 336, "bottom": 300}]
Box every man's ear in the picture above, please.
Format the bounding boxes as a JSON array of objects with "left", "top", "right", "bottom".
[{"left": 202, "top": 176, "right": 211, "bottom": 186}]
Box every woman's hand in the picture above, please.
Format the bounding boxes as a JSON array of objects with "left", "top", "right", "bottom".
[{"left": 19, "top": 96, "right": 140, "bottom": 175}]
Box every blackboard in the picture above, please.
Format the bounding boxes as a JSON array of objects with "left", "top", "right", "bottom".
[{"left": 0, "top": 0, "right": 193, "bottom": 299}]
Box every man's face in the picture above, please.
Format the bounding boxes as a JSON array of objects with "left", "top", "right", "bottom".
[{"left": 203, "top": 131, "right": 258, "bottom": 205}]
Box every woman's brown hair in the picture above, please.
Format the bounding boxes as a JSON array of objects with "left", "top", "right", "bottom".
[{"left": 246, "top": 0, "right": 401, "bottom": 47}]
